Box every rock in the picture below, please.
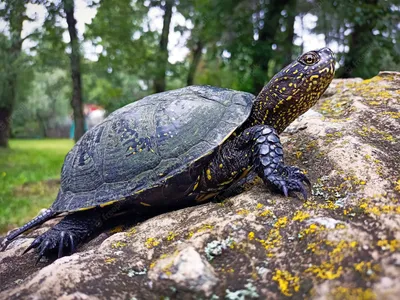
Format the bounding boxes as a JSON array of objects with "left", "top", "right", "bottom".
[
  {"left": 1, "top": 72, "right": 399, "bottom": 299},
  {"left": 148, "top": 246, "right": 218, "bottom": 296}
]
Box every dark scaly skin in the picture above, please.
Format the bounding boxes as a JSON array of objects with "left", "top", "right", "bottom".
[
  {"left": 196, "top": 48, "right": 335, "bottom": 199},
  {"left": 3, "top": 48, "right": 335, "bottom": 262}
]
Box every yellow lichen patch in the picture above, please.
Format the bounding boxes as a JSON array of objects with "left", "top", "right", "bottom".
[
  {"left": 248, "top": 231, "right": 255, "bottom": 241},
  {"left": 381, "top": 111, "right": 400, "bottom": 119},
  {"left": 330, "top": 287, "right": 376, "bottom": 300},
  {"left": 186, "top": 231, "right": 194, "bottom": 239},
  {"left": 145, "top": 237, "right": 160, "bottom": 249},
  {"left": 256, "top": 225, "right": 284, "bottom": 255},
  {"left": 166, "top": 231, "right": 177, "bottom": 241},
  {"left": 356, "top": 126, "right": 396, "bottom": 143},
  {"left": 104, "top": 257, "right": 116, "bottom": 264},
  {"left": 335, "top": 223, "right": 347, "bottom": 230},
  {"left": 394, "top": 179, "right": 400, "bottom": 192},
  {"left": 272, "top": 269, "right": 300, "bottom": 297},
  {"left": 125, "top": 227, "right": 137, "bottom": 237},
  {"left": 197, "top": 224, "right": 214, "bottom": 233},
  {"left": 305, "top": 262, "right": 343, "bottom": 280},
  {"left": 258, "top": 209, "right": 273, "bottom": 217},
  {"left": 377, "top": 239, "right": 399, "bottom": 252},
  {"left": 292, "top": 210, "right": 310, "bottom": 222},
  {"left": 111, "top": 241, "right": 127, "bottom": 249},
  {"left": 149, "top": 261, "right": 156, "bottom": 269},
  {"left": 274, "top": 216, "right": 288, "bottom": 228},
  {"left": 256, "top": 203, "right": 264, "bottom": 210},
  {"left": 298, "top": 224, "right": 325, "bottom": 239},
  {"left": 236, "top": 209, "right": 250, "bottom": 215},
  {"left": 353, "top": 261, "right": 381, "bottom": 279}
]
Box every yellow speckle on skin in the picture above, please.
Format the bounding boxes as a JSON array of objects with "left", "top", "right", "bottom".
[
  {"left": 206, "top": 169, "right": 212, "bottom": 180},
  {"left": 219, "top": 164, "right": 223, "bottom": 168},
  {"left": 272, "top": 269, "right": 300, "bottom": 297},
  {"left": 140, "top": 202, "right": 151, "bottom": 206}
]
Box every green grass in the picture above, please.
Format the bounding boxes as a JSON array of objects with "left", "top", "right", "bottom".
[{"left": 0, "top": 139, "right": 74, "bottom": 234}]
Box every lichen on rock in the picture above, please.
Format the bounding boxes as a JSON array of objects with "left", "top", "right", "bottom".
[{"left": 1, "top": 72, "right": 399, "bottom": 299}]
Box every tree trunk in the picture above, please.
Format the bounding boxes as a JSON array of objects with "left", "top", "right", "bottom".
[
  {"left": 153, "top": 0, "right": 173, "bottom": 93},
  {"left": 186, "top": 40, "right": 203, "bottom": 86},
  {"left": 252, "top": 0, "right": 290, "bottom": 94},
  {"left": 282, "top": 0, "right": 296, "bottom": 67},
  {"left": 64, "top": 0, "right": 85, "bottom": 142},
  {"left": 0, "top": 108, "right": 11, "bottom": 147}
]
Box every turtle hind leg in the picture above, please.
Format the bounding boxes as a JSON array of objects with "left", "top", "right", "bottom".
[
  {"left": 1, "top": 209, "right": 57, "bottom": 251},
  {"left": 25, "top": 208, "right": 105, "bottom": 263}
]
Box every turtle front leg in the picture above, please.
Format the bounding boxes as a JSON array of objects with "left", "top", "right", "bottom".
[
  {"left": 24, "top": 208, "right": 105, "bottom": 263},
  {"left": 251, "top": 125, "right": 310, "bottom": 198}
]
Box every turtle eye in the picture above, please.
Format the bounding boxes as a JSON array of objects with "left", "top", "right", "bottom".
[{"left": 299, "top": 52, "right": 320, "bottom": 65}]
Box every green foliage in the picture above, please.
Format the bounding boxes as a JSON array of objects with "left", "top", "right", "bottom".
[
  {"left": 12, "top": 69, "right": 71, "bottom": 138},
  {"left": 0, "top": 139, "right": 73, "bottom": 233}
]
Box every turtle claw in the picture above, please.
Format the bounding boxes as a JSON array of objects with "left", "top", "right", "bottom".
[
  {"left": 36, "top": 240, "right": 50, "bottom": 265},
  {"left": 265, "top": 166, "right": 311, "bottom": 199},
  {"left": 69, "top": 234, "right": 75, "bottom": 254},
  {"left": 282, "top": 185, "right": 289, "bottom": 197},
  {"left": 23, "top": 237, "right": 41, "bottom": 255},
  {"left": 58, "top": 231, "right": 65, "bottom": 258}
]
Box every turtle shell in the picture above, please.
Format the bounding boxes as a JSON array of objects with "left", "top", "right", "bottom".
[{"left": 52, "top": 86, "right": 254, "bottom": 212}]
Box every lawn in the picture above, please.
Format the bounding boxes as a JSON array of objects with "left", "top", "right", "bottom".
[{"left": 0, "top": 139, "right": 74, "bottom": 234}]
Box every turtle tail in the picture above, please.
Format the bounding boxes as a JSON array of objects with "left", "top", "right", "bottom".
[{"left": 1, "top": 209, "right": 57, "bottom": 251}]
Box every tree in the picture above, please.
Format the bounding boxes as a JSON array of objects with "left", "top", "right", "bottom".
[
  {"left": 63, "top": 0, "right": 84, "bottom": 141},
  {"left": 0, "top": 1, "right": 27, "bottom": 147},
  {"left": 152, "top": 0, "right": 174, "bottom": 92}
]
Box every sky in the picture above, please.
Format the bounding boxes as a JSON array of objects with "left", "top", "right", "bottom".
[{"left": 1, "top": 0, "right": 332, "bottom": 64}]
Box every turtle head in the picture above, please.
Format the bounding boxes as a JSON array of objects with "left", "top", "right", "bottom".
[{"left": 251, "top": 47, "right": 335, "bottom": 133}]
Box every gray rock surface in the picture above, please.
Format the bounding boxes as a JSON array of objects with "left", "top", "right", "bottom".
[{"left": 1, "top": 72, "right": 399, "bottom": 299}]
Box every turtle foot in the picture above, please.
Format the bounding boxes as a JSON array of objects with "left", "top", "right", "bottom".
[{"left": 265, "top": 166, "right": 311, "bottom": 200}]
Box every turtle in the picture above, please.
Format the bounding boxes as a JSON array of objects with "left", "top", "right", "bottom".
[{"left": 2, "top": 48, "right": 335, "bottom": 262}]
